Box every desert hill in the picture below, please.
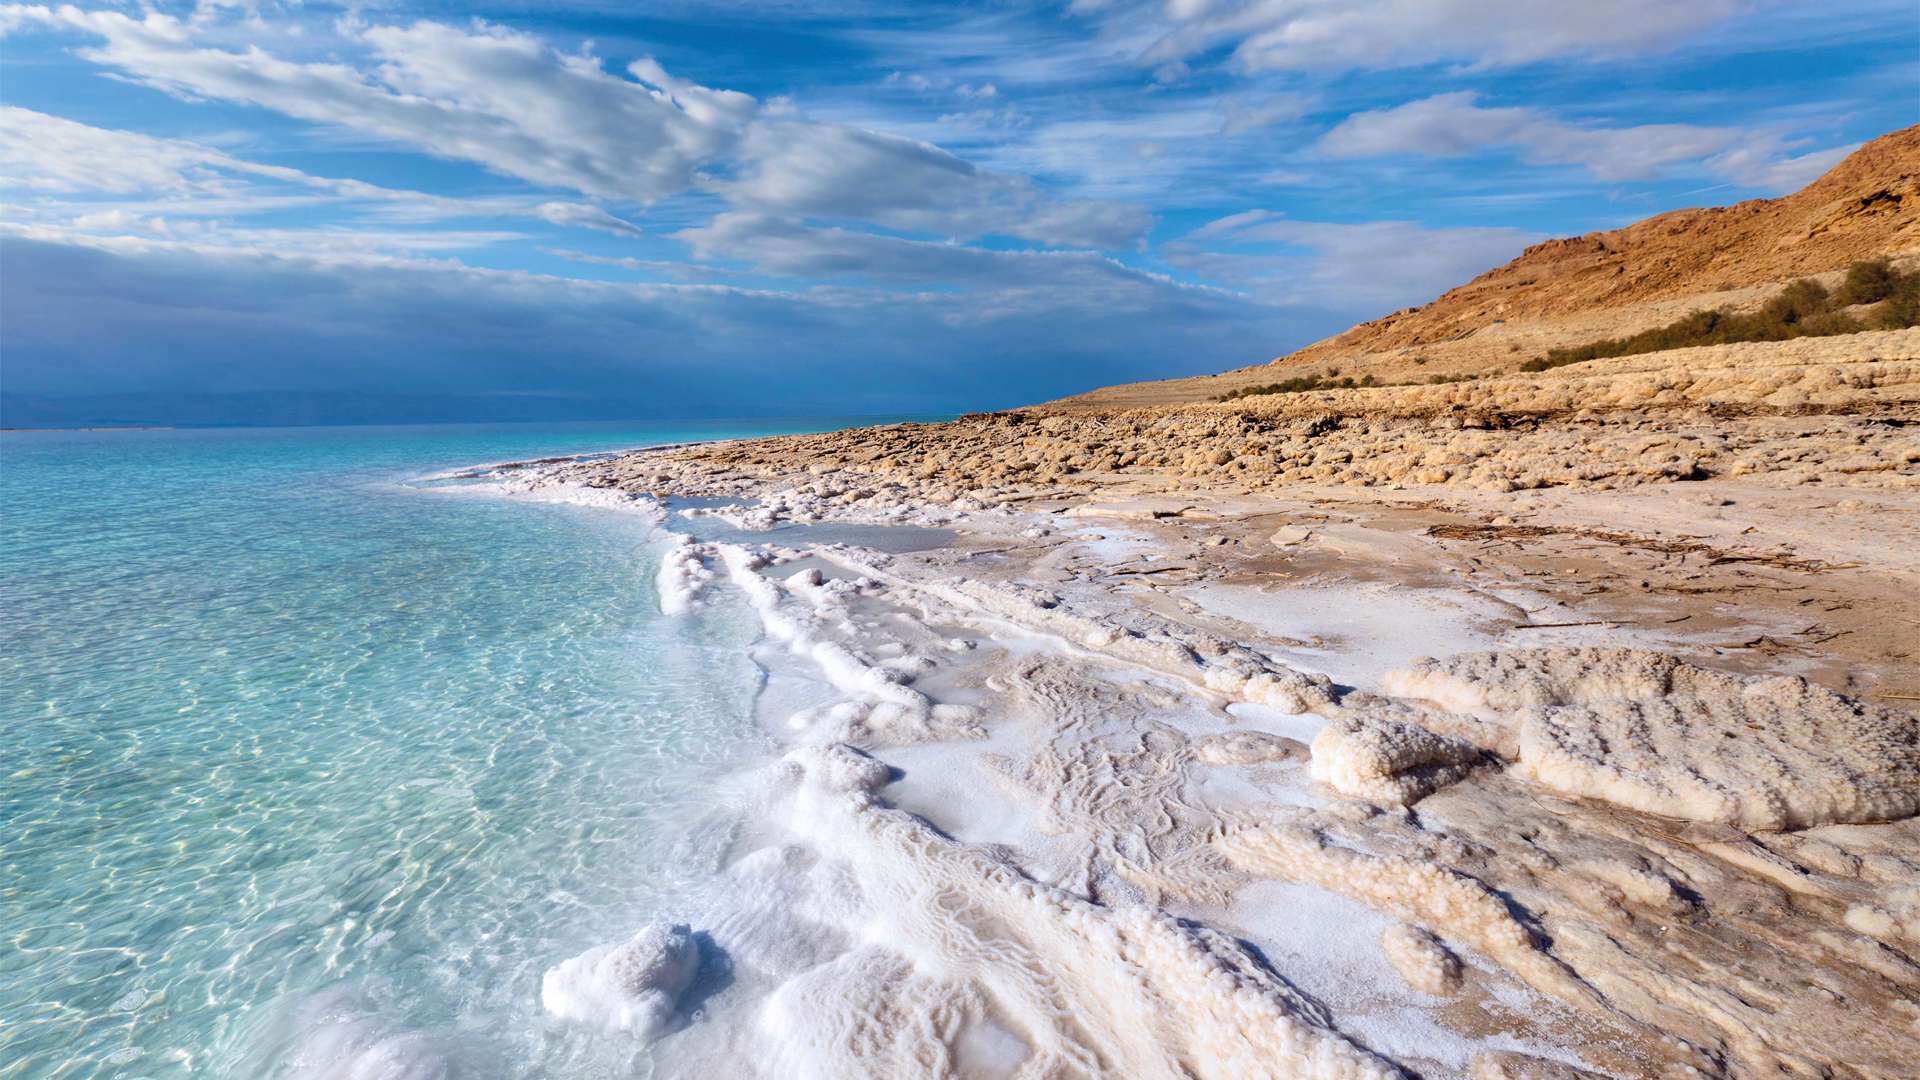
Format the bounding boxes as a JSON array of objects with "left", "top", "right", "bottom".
[{"left": 1052, "top": 125, "right": 1920, "bottom": 411}]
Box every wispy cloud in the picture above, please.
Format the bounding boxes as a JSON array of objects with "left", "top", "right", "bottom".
[
  {"left": 3, "top": 7, "right": 1146, "bottom": 246},
  {"left": 1168, "top": 210, "right": 1539, "bottom": 313},
  {"left": 1318, "top": 92, "right": 1845, "bottom": 190},
  {"left": 1096, "top": 0, "right": 1743, "bottom": 75}
]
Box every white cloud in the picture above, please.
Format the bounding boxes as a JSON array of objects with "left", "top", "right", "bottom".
[
  {"left": 1706, "top": 139, "right": 1859, "bottom": 193},
  {"left": 0, "top": 107, "right": 651, "bottom": 243},
  {"left": 533, "top": 202, "right": 645, "bottom": 238},
  {"left": 1168, "top": 210, "right": 1538, "bottom": 313},
  {"left": 4, "top": 7, "right": 1146, "bottom": 246},
  {"left": 723, "top": 120, "right": 1150, "bottom": 246},
  {"left": 1125, "top": 0, "right": 1742, "bottom": 74},
  {"left": 673, "top": 211, "right": 1192, "bottom": 289},
  {"left": 936, "top": 94, "right": 1315, "bottom": 202},
  {"left": 1318, "top": 92, "right": 1846, "bottom": 189}
]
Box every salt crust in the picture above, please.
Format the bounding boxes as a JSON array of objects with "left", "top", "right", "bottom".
[
  {"left": 1469, "top": 1049, "right": 1610, "bottom": 1080},
  {"left": 1385, "top": 647, "right": 1920, "bottom": 829},
  {"left": 655, "top": 534, "right": 715, "bottom": 615},
  {"left": 1378, "top": 923, "right": 1463, "bottom": 996},
  {"left": 714, "top": 543, "right": 983, "bottom": 745},
  {"left": 1215, "top": 821, "right": 1601, "bottom": 1015},
  {"left": 500, "top": 459, "right": 1920, "bottom": 1074},
  {"left": 540, "top": 923, "right": 700, "bottom": 1040},
  {"left": 1196, "top": 730, "right": 1308, "bottom": 766},
  {"left": 1310, "top": 709, "right": 1482, "bottom": 806},
  {"left": 750, "top": 744, "right": 1403, "bottom": 1080},
  {"left": 812, "top": 547, "right": 1338, "bottom": 716}
]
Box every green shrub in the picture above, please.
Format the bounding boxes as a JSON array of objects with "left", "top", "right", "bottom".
[
  {"left": 1765, "top": 278, "right": 1830, "bottom": 324},
  {"left": 1220, "top": 264, "right": 1913, "bottom": 402},
  {"left": 1215, "top": 373, "right": 1371, "bottom": 401},
  {"left": 1836, "top": 258, "right": 1895, "bottom": 306},
  {"left": 1519, "top": 270, "right": 1910, "bottom": 370},
  {"left": 1883, "top": 272, "right": 1920, "bottom": 328}
]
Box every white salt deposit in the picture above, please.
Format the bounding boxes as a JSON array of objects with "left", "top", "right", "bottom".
[
  {"left": 1195, "top": 730, "right": 1307, "bottom": 765},
  {"left": 815, "top": 548, "right": 1335, "bottom": 715},
  {"left": 1216, "top": 821, "right": 1600, "bottom": 1013},
  {"left": 714, "top": 543, "right": 981, "bottom": 744},
  {"left": 1310, "top": 709, "right": 1481, "bottom": 806},
  {"left": 499, "top": 458, "right": 1920, "bottom": 1074},
  {"left": 1181, "top": 581, "right": 1509, "bottom": 693},
  {"left": 749, "top": 744, "right": 1403, "bottom": 1080},
  {"left": 655, "top": 534, "right": 715, "bottom": 615},
  {"left": 1387, "top": 648, "right": 1920, "bottom": 828},
  {"left": 458, "top": 474, "right": 667, "bottom": 523},
  {"left": 1378, "top": 924, "right": 1463, "bottom": 996},
  {"left": 540, "top": 923, "right": 700, "bottom": 1040}
]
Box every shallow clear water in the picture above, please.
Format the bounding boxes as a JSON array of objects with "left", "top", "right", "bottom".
[{"left": 0, "top": 419, "right": 886, "bottom": 1078}]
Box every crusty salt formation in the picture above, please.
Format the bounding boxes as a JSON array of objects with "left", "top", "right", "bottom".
[
  {"left": 1378, "top": 923, "right": 1462, "bottom": 996},
  {"left": 1194, "top": 730, "right": 1306, "bottom": 766},
  {"left": 815, "top": 547, "right": 1336, "bottom": 716},
  {"left": 1385, "top": 648, "right": 1920, "bottom": 829},
  {"left": 757, "top": 744, "right": 1403, "bottom": 1080},
  {"left": 655, "top": 535, "right": 714, "bottom": 615},
  {"left": 1310, "top": 710, "right": 1481, "bottom": 806},
  {"left": 541, "top": 923, "right": 701, "bottom": 1040},
  {"left": 506, "top": 444, "right": 1920, "bottom": 1075}
]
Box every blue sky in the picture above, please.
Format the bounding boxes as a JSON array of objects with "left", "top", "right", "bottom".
[{"left": 1, "top": 1, "right": 1914, "bottom": 424}]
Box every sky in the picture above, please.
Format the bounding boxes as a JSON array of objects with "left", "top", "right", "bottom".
[{"left": 0, "top": 1, "right": 1914, "bottom": 425}]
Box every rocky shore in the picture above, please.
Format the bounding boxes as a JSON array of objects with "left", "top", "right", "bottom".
[{"left": 514, "top": 330, "right": 1920, "bottom": 1075}]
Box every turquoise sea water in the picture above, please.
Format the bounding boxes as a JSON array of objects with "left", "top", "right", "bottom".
[{"left": 0, "top": 420, "right": 881, "bottom": 1078}]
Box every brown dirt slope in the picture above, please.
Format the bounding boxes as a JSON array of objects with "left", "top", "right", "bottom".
[{"left": 1053, "top": 125, "right": 1920, "bottom": 411}]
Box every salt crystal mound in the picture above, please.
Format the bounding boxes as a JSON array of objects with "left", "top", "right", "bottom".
[
  {"left": 1378, "top": 923, "right": 1462, "bottom": 996},
  {"left": 1383, "top": 648, "right": 1920, "bottom": 829},
  {"left": 540, "top": 923, "right": 700, "bottom": 1040},
  {"left": 656, "top": 535, "right": 715, "bottom": 615},
  {"left": 757, "top": 743, "right": 1403, "bottom": 1080},
  {"left": 1310, "top": 709, "right": 1481, "bottom": 806}
]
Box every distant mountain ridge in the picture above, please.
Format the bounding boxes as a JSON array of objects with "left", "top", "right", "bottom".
[
  {"left": 1292, "top": 125, "right": 1920, "bottom": 360},
  {"left": 1049, "top": 125, "right": 1920, "bottom": 411}
]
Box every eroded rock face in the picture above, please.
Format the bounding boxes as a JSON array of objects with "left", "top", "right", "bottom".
[{"left": 1385, "top": 648, "right": 1920, "bottom": 829}]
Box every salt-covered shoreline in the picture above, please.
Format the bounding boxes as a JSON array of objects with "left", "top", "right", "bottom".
[{"left": 482, "top": 438, "right": 1920, "bottom": 1078}]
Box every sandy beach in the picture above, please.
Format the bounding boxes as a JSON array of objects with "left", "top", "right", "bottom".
[{"left": 490, "top": 323, "right": 1920, "bottom": 1079}]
